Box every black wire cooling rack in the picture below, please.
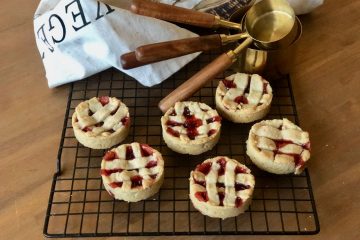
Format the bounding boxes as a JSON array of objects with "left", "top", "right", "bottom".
[{"left": 43, "top": 52, "right": 320, "bottom": 238}]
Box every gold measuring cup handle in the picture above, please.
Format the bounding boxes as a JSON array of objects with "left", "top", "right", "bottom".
[
  {"left": 158, "top": 37, "right": 253, "bottom": 113},
  {"left": 131, "top": 0, "right": 241, "bottom": 30}
]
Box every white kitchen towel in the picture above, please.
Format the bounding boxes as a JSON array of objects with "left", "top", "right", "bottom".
[
  {"left": 158, "top": 0, "right": 202, "bottom": 8},
  {"left": 34, "top": 0, "right": 201, "bottom": 88}
]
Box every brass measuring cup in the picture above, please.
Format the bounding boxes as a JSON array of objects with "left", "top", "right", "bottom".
[
  {"left": 158, "top": 0, "right": 296, "bottom": 112},
  {"left": 234, "top": 16, "right": 302, "bottom": 77}
]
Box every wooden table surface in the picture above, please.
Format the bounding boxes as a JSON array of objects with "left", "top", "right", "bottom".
[{"left": 1, "top": 0, "right": 359, "bottom": 239}]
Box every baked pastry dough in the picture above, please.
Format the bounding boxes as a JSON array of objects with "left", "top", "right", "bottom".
[
  {"left": 161, "top": 101, "right": 222, "bottom": 155},
  {"left": 189, "top": 156, "right": 255, "bottom": 219},
  {"left": 215, "top": 73, "right": 273, "bottom": 123},
  {"left": 72, "top": 96, "right": 130, "bottom": 149},
  {"left": 101, "top": 142, "right": 164, "bottom": 202},
  {"left": 246, "top": 118, "right": 311, "bottom": 175}
]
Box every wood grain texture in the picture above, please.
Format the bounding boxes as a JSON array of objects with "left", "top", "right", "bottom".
[
  {"left": 0, "top": 0, "right": 360, "bottom": 239},
  {"left": 135, "top": 34, "right": 222, "bottom": 62},
  {"left": 159, "top": 53, "right": 234, "bottom": 112},
  {"left": 120, "top": 51, "right": 147, "bottom": 69},
  {"left": 131, "top": 0, "right": 216, "bottom": 28}
]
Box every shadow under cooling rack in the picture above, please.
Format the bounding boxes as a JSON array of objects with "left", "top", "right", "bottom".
[{"left": 43, "top": 52, "right": 319, "bottom": 238}]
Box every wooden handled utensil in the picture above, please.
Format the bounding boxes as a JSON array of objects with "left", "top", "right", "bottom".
[
  {"left": 158, "top": 0, "right": 296, "bottom": 112},
  {"left": 158, "top": 38, "right": 253, "bottom": 112},
  {"left": 120, "top": 33, "right": 247, "bottom": 69},
  {"left": 131, "top": 0, "right": 241, "bottom": 30}
]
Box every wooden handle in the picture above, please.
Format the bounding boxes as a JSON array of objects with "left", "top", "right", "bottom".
[
  {"left": 135, "top": 34, "right": 222, "bottom": 62},
  {"left": 131, "top": 0, "right": 216, "bottom": 28},
  {"left": 158, "top": 53, "right": 234, "bottom": 112},
  {"left": 120, "top": 52, "right": 147, "bottom": 69}
]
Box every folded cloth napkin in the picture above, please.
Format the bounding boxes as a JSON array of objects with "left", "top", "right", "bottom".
[{"left": 34, "top": 0, "right": 200, "bottom": 88}]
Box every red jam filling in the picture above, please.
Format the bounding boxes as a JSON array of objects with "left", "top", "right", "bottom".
[
  {"left": 131, "top": 175, "right": 143, "bottom": 188},
  {"left": 235, "top": 197, "right": 243, "bottom": 208},
  {"left": 218, "top": 192, "right": 225, "bottom": 206},
  {"left": 140, "top": 144, "right": 153, "bottom": 157},
  {"left": 166, "top": 127, "right": 180, "bottom": 137},
  {"left": 208, "top": 129, "right": 217, "bottom": 137},
  {"left": 197, "top": 162, "right": 212, "bottom": 175},
  {"left": 234, "top": 95, "right": 248, "bottom": 104},
  {"left": 166, "top": 120, "right": 182, "bottom": 127},
  {"left": 186, "top": 128, "right": 199, "bottom": 140},
  {"left": 183, "top": 107, "right": 202, "bottom": 139},
  {"left": 195, "top": 191, "right": 208, "bottom": 202},
  {"left": 263, "top": 82, "right": 268, "bottom": 94},
  {"left": 274, "top": 139, "right": 293, "bottom": 149},
  {"left": 235, "top": 183, "right": 250, "bottom": 191},
  {"left": 88, "top": 109, "right": 94, "bottom": 116},
  {"left": 222, "top": 79, "right": 237, "bottom": 89},
  {"left": 216, "top": 182, "right": 225, "bottom": 188},
  {"left": 82, "top": 126, "right": 92, "bottom": 132},
  {"left": 194, "top": 179, "right": 206, "bottom": 187},
  {"left": 272, "top": 139, "right": 311, "bottom": 167},
  {"left": 183, "top": 117, "right": 202, "bottom": 129},
  {"left": 99, "top": 96, "right": 109, "bottom": 106},
  {"left": 145, "top": 160, "right": 157, "bottom": 168},
  {"left": 217, "top": 158, "right": 227, "bottom": 176},
  {"left": 109, "top": 182, "right": 123, "bottom": 188},
  {"left": 121, "top": 116, "right": 130, "bottom": 126},
  {"left": 294, "top": 155, "right": 305, "bottom": 167},
  {"left": 206, "top": 115, "right": 222, "bottom": 124},
  {"left": 235, "top": 166, "right": 247, "bottom": 174},
  {"left": 167, "top": 107, "right": 220, "bottom": 140},
  {"left": 167, "top": 106, "right": 203, "bottom": 139},
  {"left": 126, "top": 146, "right": 135, "bottom": 160},
  {"left": 104, "top": 151, "right": 118, "bottom": 161},
  {"left": 101, "top": 168, "right": 123, "bottom": 176},
  {"left": 150, "top": 174, "right": 157, "bottom": 179}
]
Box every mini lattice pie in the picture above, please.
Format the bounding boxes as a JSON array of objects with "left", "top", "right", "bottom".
[
  {"left": 215, "top": 73, "right": 273, "bottom": 123},
  {"left": 246, "top": 118, "right": 311, "bottom": 175},
  {"left": 189, "top": 156, "right": 255, "bottom": 219},
  {"left": 161, "top": 101, "right": 222, "bottom": 155},
  {"left": 101, "top": 142, "right": 164, "bottom": 202},
  {"left": 72, "top": 96, "right": 130, "bottom": 149}
]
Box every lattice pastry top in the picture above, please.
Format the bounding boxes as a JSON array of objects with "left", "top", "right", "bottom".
[
  {"left": 217, "top": 73, "right": 272, "bottom": 112},
  {"left": 101, "top": 142, "right": 164, "bottom": 190},
  {"left": 247, "top": 118, "right": 311, "bottom": 174},
  {"left": 73, "top": 96, "right": 130, "bottom": 137},
  {"left": 162, "top": 101, "right": 221, "bottom": 141},
  {"left": 190, "top": 156, "right": 255, "bottom": 208}
]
